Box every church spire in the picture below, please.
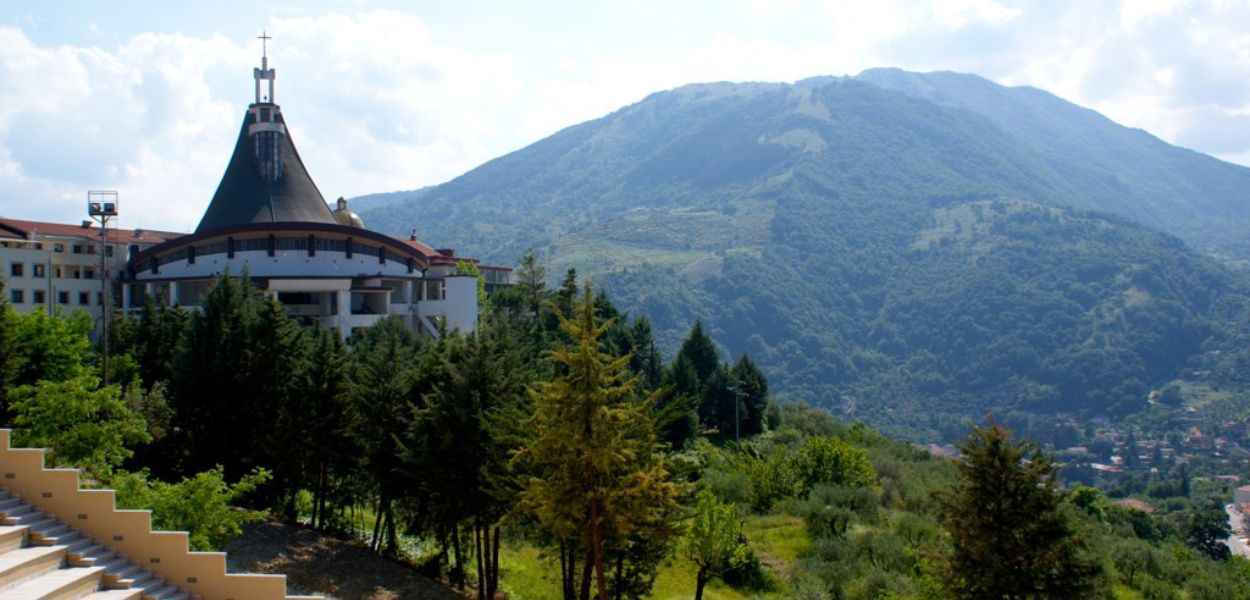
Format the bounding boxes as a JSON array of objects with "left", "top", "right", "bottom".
[
  {"left": 194, "top": 35, "right": 335, "bottom": 233},
  {"left": 253, "top": 31, "right": 276, "bottom": 104}
]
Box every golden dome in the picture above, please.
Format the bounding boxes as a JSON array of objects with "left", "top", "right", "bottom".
[{"left": 332, "top": 197, "right": 365, "bottom": 228}]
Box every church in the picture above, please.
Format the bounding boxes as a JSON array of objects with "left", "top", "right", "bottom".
[{"left": 2, "top": 44, "right": 507, "bottom": 340}]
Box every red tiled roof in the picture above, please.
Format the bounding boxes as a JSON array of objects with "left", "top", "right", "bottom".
[
  {"left": 390, "top": 236, "right": 470, "bottom": 266},
  {"left": 0, "top": 218, "right": 180, "bottom": 245}
]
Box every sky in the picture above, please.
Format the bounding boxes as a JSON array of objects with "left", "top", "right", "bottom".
[{"left": 1, "top": 0, "right": 1248, "bottom": 233}]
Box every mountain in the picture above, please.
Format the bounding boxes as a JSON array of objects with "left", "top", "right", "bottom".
[
  {"left": 347, "top": 187, "right": 432, "bottom": 212},
  {"left": 358, "top": 70, "right": 1250, "bottom": 440},
  {"left": 855, "top": 68, "right": 1250, "bottom": 261}
]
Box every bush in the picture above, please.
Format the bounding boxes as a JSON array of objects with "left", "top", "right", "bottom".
[{"left": 109, "top": 466, "right": 271, "bottom": 550}]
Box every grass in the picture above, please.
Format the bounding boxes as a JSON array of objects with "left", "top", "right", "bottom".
[{"left": 495, "top": 514, "right": 807, "bottom": 599}]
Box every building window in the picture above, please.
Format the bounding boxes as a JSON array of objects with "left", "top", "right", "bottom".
[
  {"left": 85, "top": 268, "right": 96, "bottom": 279},
  {"left": 53, "top": 266, "right": 62, "bottom": 278},
  {"left": 72, "top": 245, "right": 82, "bottom": 254},
  {"left": 97, "top": 292, "right": 105, "bottom": 307},
  {"left": 187, "top": 245, "right": 196, "bottom": 265},
  {"left": 32, "top": 263, "right": 45, "bottom": 278},
  {"left": 308, "top": 234, "right": 316, "bottom": 257},
  {"left": 9, "top": 290, "right": 22, "bottom": 304},
  {"left": 9, "top": 262, "right": 22, "bottom": 277},
  {"left": 105, "top": 246, "right": 114, "bottom": 257},
  {"left": 33, "top": 290, "right": 45, "bottom": 304},
  {"left": 78, "top": 292, "right": 90, "bottom": 306},
  {"left": 345, "top": 237, "right": 353, "bottom": 258},
  {"left": 53, "top": 243, "right": 64, "bottom": 253},
  {"left": 267, "top": 234, "right": 275, "bottom": 257},
  {"left": 57, "top": 291, "right": 69, "bottom": 305},
  {"left": 227, "top": 237, "right": 235, "bottom": 259}
]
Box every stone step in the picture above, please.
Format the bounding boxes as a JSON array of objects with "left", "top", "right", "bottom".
[
  {"left": 0, "top": 545, "right": 67, "bottom": 589},
  {"left": 0, "top": 565, "right": 104, "bottom": 600},
  {"left": 80, "top": 589, "right": 142, "bottom": 600}
]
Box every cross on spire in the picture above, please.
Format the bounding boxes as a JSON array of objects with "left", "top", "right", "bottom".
[{"left": 253, "top": 31, "right": 276, "bottom": 104}]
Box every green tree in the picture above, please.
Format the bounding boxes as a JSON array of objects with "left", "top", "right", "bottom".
[
  {"left": 110, "top": 466, "right": 270, "bottom": 550},
  {"left": 0, "top": 280, "right": 18, "bottom": 416},
  {"left": 11, "top": 308, "right": 94, "bottom": 387},
  {"left": 516, "top": 247, "right": 547, "bottom": 317},
  {"left": 10, "top": 374, "right": 150, "bottom": 477},
  {"left": 793, "top": 436, "right": 876, "bottom": 492},
  {"left": 681, "top": 488, "right": 749, "bottom": 600},
  {"left": 678, "top": 319, "right": 719, "bottom": 384},
  {"left": 348, "top": 316, "right": 419, "bottom": 556},
  {"left": 628, "top": 316, "right": 663, "bottom": 392},
  {"left": 731, "top": 354, "right": 768, "bottom": 436},
  {"left": 1182, "top": 501, "right": 1232, "bottom": 561},
  {"left": 516, "top": 282, "right": 679, "bottom": 600},
  {"left": 940, "top": 424, "right": 1102, "bottom": 599}
]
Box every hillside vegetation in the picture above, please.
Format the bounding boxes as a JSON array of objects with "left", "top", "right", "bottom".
[{"left": 358, "top": 71, "right": 1250, "bottom": 439}]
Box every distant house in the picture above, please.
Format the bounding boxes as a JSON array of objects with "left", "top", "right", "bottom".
[
  {"left": 1091, "top": 463, "right": 1125, "bottom": 475},
  {"left": 1114, "top": 498, "right": 1153, "bottom": 513},
  {"left": 1234, "top": 485, "right": 1250, "bottom": 506}
]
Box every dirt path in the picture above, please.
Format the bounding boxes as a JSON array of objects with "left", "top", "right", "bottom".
[{"left": 225, "top": 521, "right": 464, "bottom": 600}]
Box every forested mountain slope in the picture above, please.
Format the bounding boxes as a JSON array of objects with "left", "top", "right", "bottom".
[
  {"left": 358, "top": 71, "right": 1250, "bottom": 439},
  {"left": 854, "top": 68, "right": 1250, "bottom": 260}
]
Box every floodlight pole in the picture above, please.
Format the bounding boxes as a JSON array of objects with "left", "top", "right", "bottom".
[{"left": 88, "top": 191, "right": 118, "bottom": 387}]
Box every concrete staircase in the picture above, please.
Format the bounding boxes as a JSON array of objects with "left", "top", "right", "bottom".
[
  {"left": 0, "top": 488, "right": 183, "bottom": 599},
  {"left": 0, "top": 430, "right": 321, "bottom": 600}
]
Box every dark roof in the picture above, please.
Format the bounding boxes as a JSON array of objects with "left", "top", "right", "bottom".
[
  {"left": 131, "top": 221, "right": 433, "bottom": 270},
  {"left": 195, "top": 109, "right": 337, "bottom": 233}
]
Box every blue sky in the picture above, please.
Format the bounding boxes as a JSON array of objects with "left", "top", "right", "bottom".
[{"left": 2, "top": 1, "right": 1248, "bottom": 232}]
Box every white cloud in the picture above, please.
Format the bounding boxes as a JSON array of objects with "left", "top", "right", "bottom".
[{"left": 0, "top": 2, "right": 1248, "bottom": 233}]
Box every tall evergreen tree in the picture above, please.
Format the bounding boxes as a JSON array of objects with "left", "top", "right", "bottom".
[
  {"left": 658, "top": 353, "right": 700, "bottom": 449},
  {"left": 516, "top": 282, "right": 679, "bottom": 600},
  {"left": 516, "top": 247, "right": 547, "bottom": 317},
  {"left": 731, "top": 354, "right": 768, "bottom": 436},
  {"left": 628, "top": 316, "right": 663, "bottom": 392},
  {"left": 348, "top": 316, "right": 420, "bottom": 556},
  {"left": 677, "top": 319, "right": 719, "bottom": 384},
  {"left": 940, "top": 424, "right": 1102, "bottom": 599}
]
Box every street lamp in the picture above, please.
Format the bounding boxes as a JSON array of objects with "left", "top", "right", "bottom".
[{"left": 88, "top": 191, "right": 118, "bottom": 386}]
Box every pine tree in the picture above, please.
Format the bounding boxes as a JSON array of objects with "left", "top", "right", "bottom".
[
  {"left": 628, "top": 316, "right": 663, "bottom": 392},
  {"left": 940, "top": 424, "right": 1102, "bottom": 599},
  {"left": 677, "top": 319, "right": 719, "bottom": 384},
  {"left": 731, "top": 354, "right": 769, "bottom": 436},
  {"left": 516, "top": 282, "right": 679, "bottom": 600},
  {"left": 516, "top": 248, "right": 547, "bottom": 317},
  {"left": 348, "top": 317, "right": 419, "bottom": 556}
]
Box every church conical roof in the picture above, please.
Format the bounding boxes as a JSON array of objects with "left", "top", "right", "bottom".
[
  {"left": 195, "top": 112, "right": 337, "bottom": 233},
  {"left": 195, "top": 46, "right": 336, "bottom": 234}
]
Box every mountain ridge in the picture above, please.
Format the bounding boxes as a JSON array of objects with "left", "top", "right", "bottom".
[{"left": 356, "top": 69, "right": 1250, "bottom": 440}]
